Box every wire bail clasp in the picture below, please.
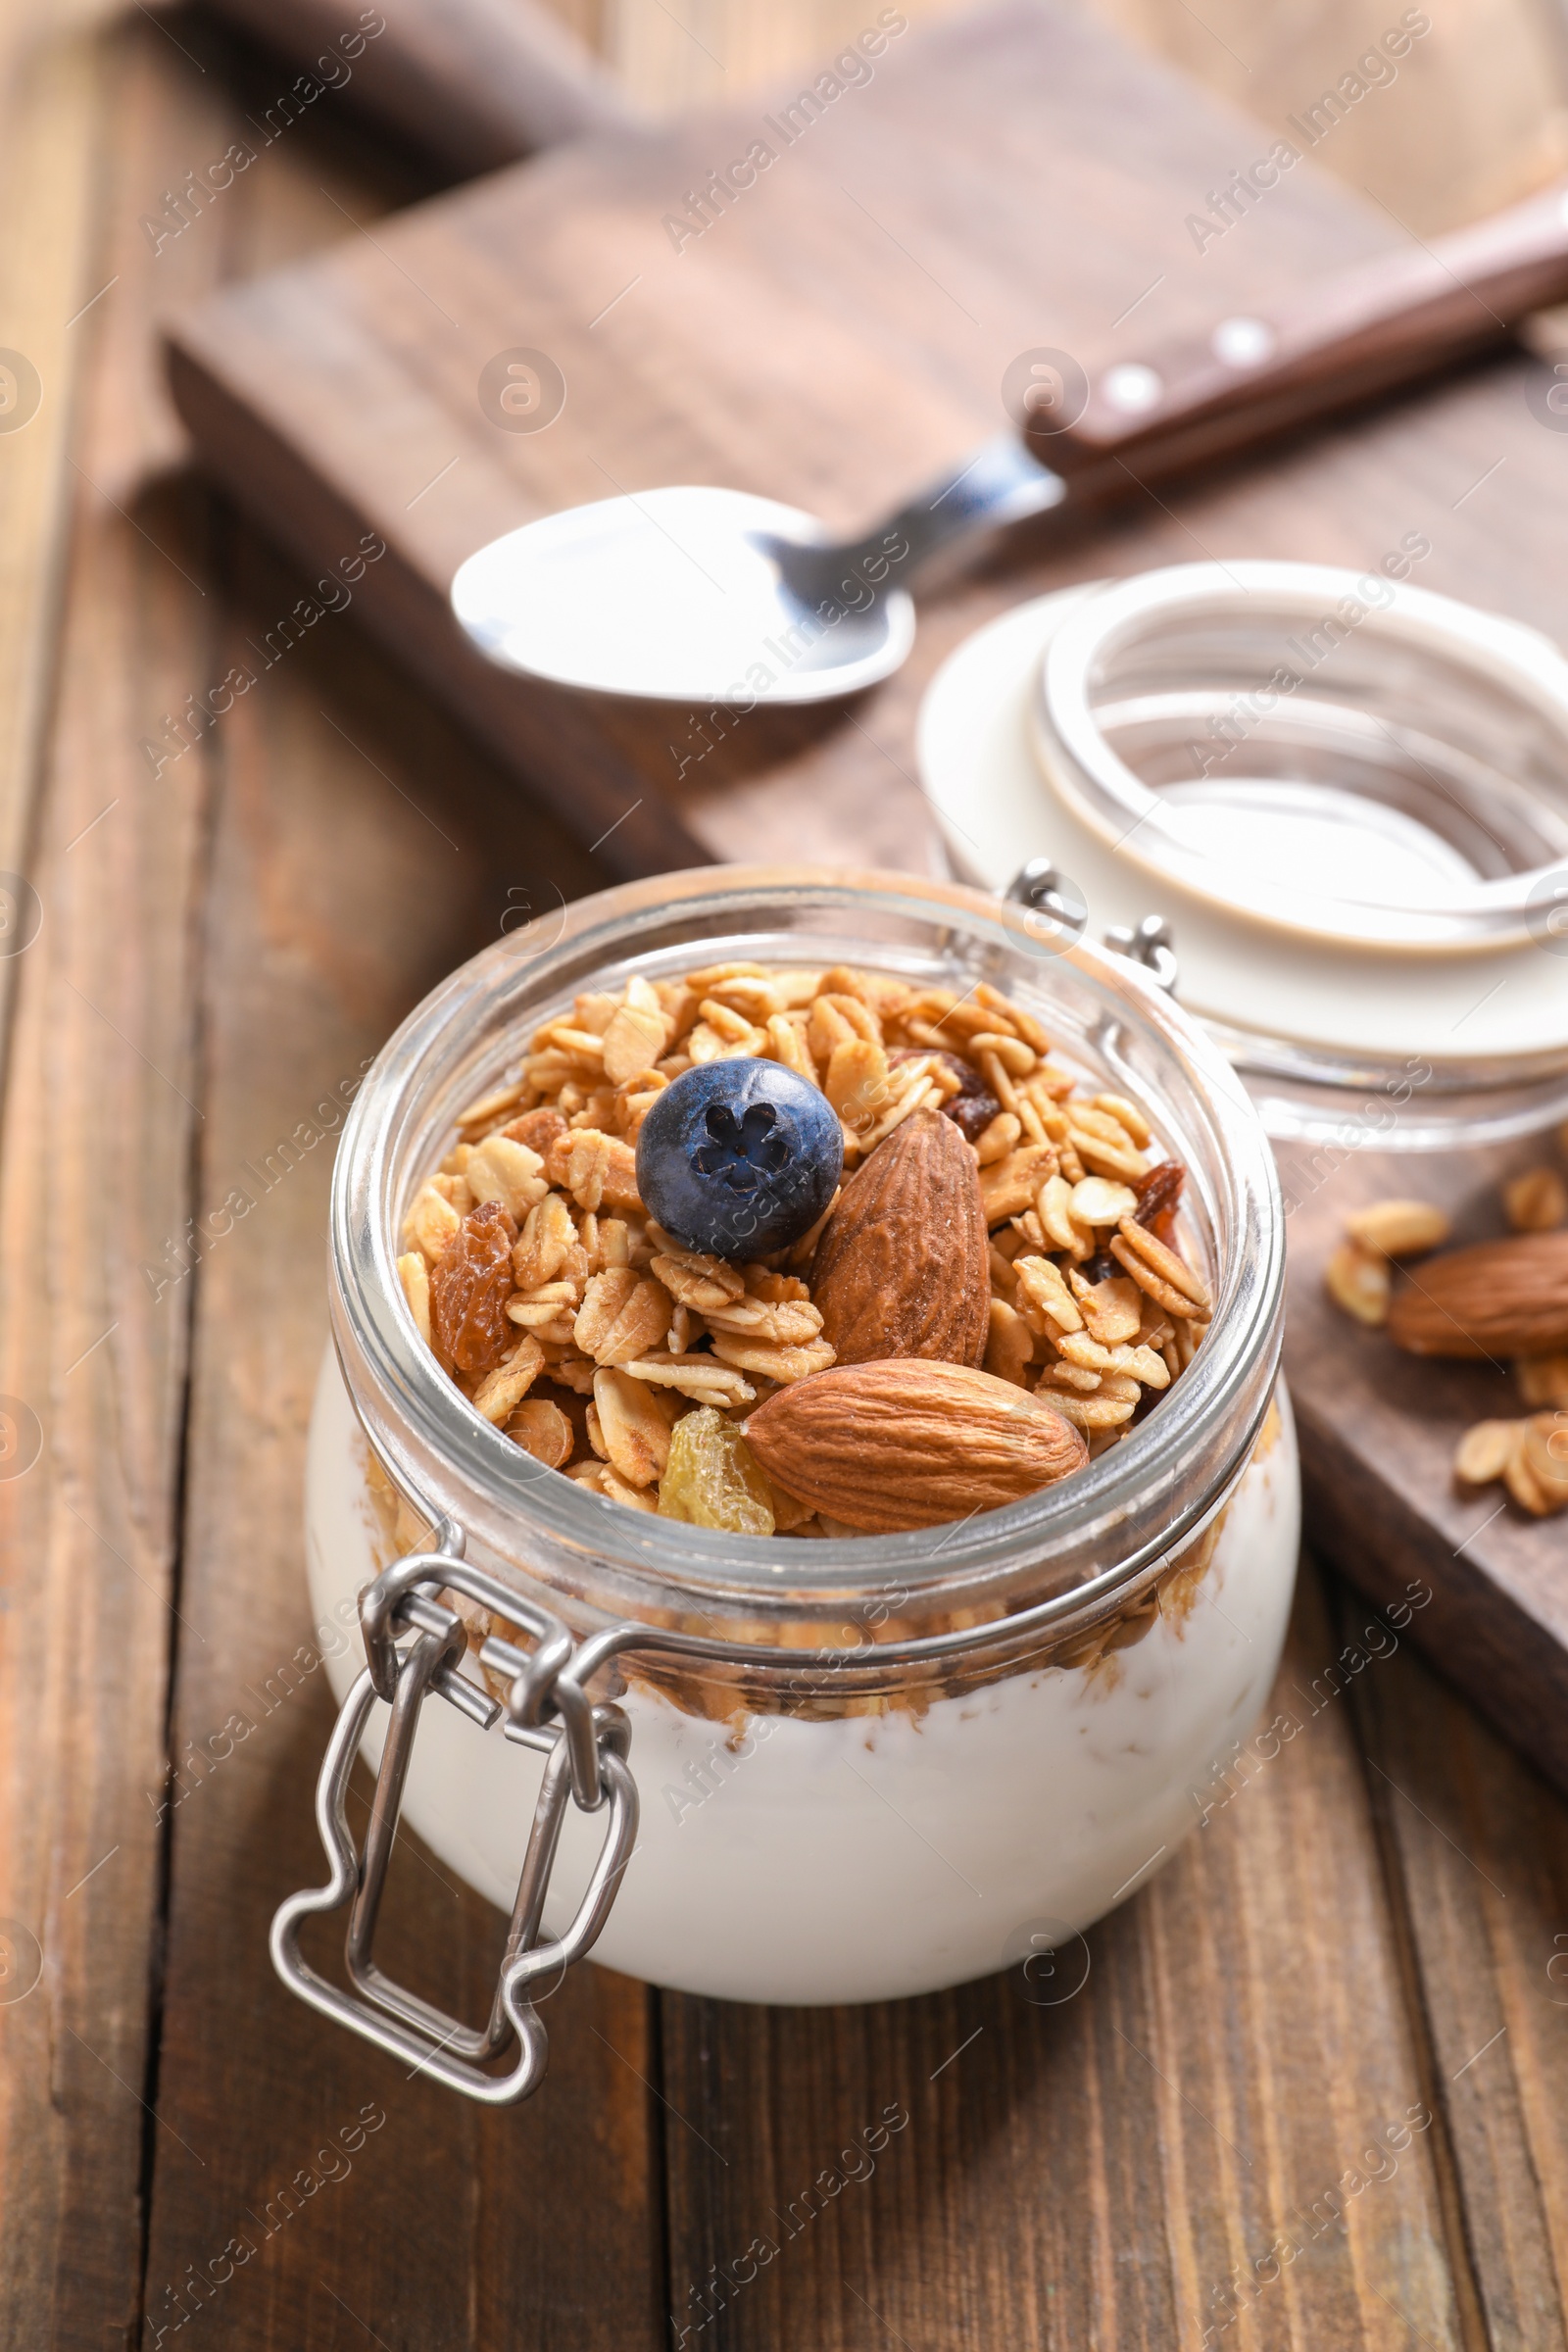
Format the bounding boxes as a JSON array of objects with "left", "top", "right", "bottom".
[{"left": 270, "top": 1520, "right": 638, "bottom": 2105}]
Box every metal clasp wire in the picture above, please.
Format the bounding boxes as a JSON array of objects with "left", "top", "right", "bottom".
[{"left": 270, "top": 1520, "right": 639, "bottom": 2105}]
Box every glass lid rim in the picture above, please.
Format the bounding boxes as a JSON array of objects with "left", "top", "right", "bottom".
[
  {"left": 1036, "top": 559, "right": 1568, "bottom": 940},
  {"left": 328, "top": 866, "right": 1286, "bottom": 1608}
]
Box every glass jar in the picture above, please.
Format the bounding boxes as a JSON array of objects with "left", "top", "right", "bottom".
[
  {"left": 283, "top": 867, "right": 1298, "bottom": 2097},
  {"left": 918, "top": 562, "right": 1568, "bottom": 1146}
]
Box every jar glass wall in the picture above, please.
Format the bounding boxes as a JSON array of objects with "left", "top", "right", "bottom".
[{"left": 307, "top": 868, "right": 1298, "bottom": 2003}]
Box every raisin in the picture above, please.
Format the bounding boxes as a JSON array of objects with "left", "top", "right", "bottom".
[
  {"left": 658, "top": 1406, "right": 774, "bottom": 1535},
  {"left": 1081, "top": 1251, "right": 1119, "bottom": 1286},
  {"left": 429, "top": 1200, "right": 518, "bottom": 1373},
  {"left": 890, "top": 1048, "right": 1000, "bottom": 1144},
  {"left": 1134, "top": 1159, "right": 1185, "bottom": 1241}
]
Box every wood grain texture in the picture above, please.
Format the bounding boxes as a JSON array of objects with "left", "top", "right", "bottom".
[
  {"left": 0, "top": 17, "right": 235, "bottom": 2343},
  {"left": 137, "top": 522, "right": 659, "bottom": 2352},
  {"left": 659, "top": 1565, "right": 1479, "bottom": 2352},
  {"left": 1343, "top": 1578, "right": 1568, "bottom": 2350}
]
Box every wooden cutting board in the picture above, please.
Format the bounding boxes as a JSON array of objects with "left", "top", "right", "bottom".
[{"left": 165, "top": 0, "right": 1568, "bottom": 1787}]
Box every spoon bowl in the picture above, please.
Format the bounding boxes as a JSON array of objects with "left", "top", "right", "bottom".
[
  {"left": 450, "top": 438, "right": 1067, "bottom": 706},
  {"left": 451, "top": 485, "right": 916, "bottom": 705}
]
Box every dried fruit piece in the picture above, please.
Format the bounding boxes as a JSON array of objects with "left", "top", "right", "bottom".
[
  {"left": 507, "top": 1398, "right": 574, "bottom": 1468},
  {"left": 890, "top": 1048, "right": 1001, "bottom": 1143},
  {"left": 746, "top": 1358, "right": 1088, "bottom": 1532},
  {"left": 1388, "top": 1232, "right": 1568, "bottom": 1358},
  {"left": 429, "top": 1201, "right": 518, "bottom": 1372},
  {"left": 1324, "top": 1240, "right": 1391, "bottom": 1328},
  {"left": 1133, "top": 1158, "right": 1184, "bottom": 1239},
  {"left": 1345, "top": 1200, "right": 1452, "bottom": 1258},
  {"left": 1503, "top": 1166, "right": 1567, "bottom": 1234},
  {"left": 658, "top": 1405, "right": 775, "bottom": 1534},
  {"left": 809, "top": 1109, "right": 989, "bottom": 1369}
]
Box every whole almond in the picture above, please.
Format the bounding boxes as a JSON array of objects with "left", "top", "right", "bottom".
[
  {"left": 745, "top": 1358, "right": 1088, "bottom": 1532},
  {"left": 808, "top": 1108, "right": 988, "bottom": 1368},
  {"left": 1388, "top": 1231, "right": 1568, "bottom": 1358}
]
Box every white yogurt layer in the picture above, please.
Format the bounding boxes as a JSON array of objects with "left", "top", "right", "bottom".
[{"left": 306, "top": 1349, "right": 1299, "bottom": 2005}]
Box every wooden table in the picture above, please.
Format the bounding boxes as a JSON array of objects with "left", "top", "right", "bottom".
[{"left": 3, "top": 3, "right": 1568, "bottom": 2346}]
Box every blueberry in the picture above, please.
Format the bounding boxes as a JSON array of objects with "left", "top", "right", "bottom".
[{"left": 635, "top": 1057, "right": 843, "bottom": 1260}]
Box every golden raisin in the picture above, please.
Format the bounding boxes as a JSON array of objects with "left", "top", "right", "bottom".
[
  {"left": 430, "top": 1200, "right": 518, "bottom": 1373},
  {"left": 658, "top": 1406, "right": 774, "bottom": 1535}
]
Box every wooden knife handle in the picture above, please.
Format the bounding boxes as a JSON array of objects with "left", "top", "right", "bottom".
[
  {"left": 209, "top": 0, "right": 639, "bottom": 174},
  {"left": 1044, "top": 178, "right": 1568, "bottom": 487}
]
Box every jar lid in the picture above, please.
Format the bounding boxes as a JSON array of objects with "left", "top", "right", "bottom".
[{"left": 917, "top": 572, "right": 1568, "bottom": 1126}]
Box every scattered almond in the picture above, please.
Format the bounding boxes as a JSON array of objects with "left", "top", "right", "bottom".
[{"left": 1388, "top": 1233, "right": 1568, "bottom": 1358}]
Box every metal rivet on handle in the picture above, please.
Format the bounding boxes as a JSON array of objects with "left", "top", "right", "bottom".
[
  {"left": 1101, "top": 362, "right": 1164, "bottom": 413},
  {"left": 1210, "top": 316, "right": 1276, "bottom": 368}
]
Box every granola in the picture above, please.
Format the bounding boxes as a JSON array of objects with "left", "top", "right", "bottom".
[{"left": 397, "top": 962, "right": 1210, "bottom": 1535}]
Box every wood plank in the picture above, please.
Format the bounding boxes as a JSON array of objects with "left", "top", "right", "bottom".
[
  {"left": 658, "top": 1563, "right": 1480, "bottom": 2351},
  {"left": 1341, "top": 1575, "right": 1568, "bottom": 2349},
  {"left": 0, "top": 16, "right": 230, "bottom": 2340},
  {"left": 0, "top": 7, "right": 110, "bottom": 1061},
  {"left": 128, "top": 43, "right": 662, "bottom": 2343}
]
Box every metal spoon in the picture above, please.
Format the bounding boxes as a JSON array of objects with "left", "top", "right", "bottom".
[
  {"left": 451, "top": 175, "right": 1568, "bottom": 708},
  {"left": 450, "top": 436, "right": 1064, "bottom": 706}
]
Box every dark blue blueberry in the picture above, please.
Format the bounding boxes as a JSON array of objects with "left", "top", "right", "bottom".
[{"left": 635, "top": 1057, "right": 843, "bottom": 1260}]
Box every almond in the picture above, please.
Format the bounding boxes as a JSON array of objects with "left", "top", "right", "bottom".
[
  {"left": 745, "top": 1358, "right": 1088, "bottom": 1532},
  {"left": 808, "top": 1108, "right": 988, "bottom": 1368},
  {"left": 1388, "top": 1232, "right": 1568, "bottom": 1358}
]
